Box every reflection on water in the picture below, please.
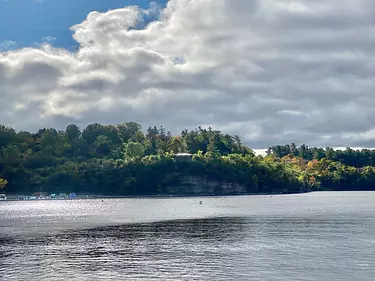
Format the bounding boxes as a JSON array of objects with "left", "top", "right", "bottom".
[
  {"left": 1, "top": 218, "right": 249, "bottom": 281},
  {"left": 1, "top": 192, "right": 375, "bottom": 280}
]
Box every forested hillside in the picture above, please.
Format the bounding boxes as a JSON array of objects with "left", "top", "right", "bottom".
[{"left": 1, "top": 123, "right": 375, "bottom": 196}]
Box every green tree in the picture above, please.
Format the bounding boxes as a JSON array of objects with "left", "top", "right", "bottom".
[
  {"left": 94, "top": 135, "right": 112, "bottom": 155},
  {"left": 0, "top": 125, "right": 16, "bottom": 149},
  {"left": 40, "top": 129, "right": 58, "bottom": 154},
  {"left": 169, "top": 137, "right": 185, "bottom": 154},
  {"left": 1, "top": 144, "right": 22, "bottom": 165},
  {"left": 117, "top": 122, "right": 143, "bottom": 142},
  {"left": 66, "top": 124, "right": 81, "bottom": 142},
  {"left": 124, "top": 142, "right": 145, "bottom": 160}
]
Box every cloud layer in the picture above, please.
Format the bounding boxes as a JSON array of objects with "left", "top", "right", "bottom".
[{"left": 1, "top": 0, "right": 375, "bottom": 148}]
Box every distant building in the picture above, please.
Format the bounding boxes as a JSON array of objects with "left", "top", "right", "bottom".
[
  {"left": 69, "top": 193, "right": 77, "bottom": 199},
  {"left": 174, "top": 153, "right": 193, "bottom": 162}
]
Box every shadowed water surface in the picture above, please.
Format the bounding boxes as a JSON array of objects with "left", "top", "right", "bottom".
[{"left": 1, "top": 192, "right": 375, "bottom": 280}]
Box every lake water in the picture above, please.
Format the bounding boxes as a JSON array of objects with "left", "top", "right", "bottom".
[{"left": 1, "top": 192, "right": 375, "bottom": 280}]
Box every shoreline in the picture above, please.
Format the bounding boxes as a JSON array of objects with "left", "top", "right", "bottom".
[
  {"left": 3, "top": 191, "right": 375, "bottom": 202},
  {"left": 2, "top": 191, "right": 308, "bottom": 202}
]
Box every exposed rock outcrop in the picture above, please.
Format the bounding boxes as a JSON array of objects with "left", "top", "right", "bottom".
[{"left": 164, "top": 175, "right": 246, "bottom": 195}]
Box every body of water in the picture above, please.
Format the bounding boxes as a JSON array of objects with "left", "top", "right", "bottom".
[{"left": 1, "top": 192, "right": 375, "bottom": 280}]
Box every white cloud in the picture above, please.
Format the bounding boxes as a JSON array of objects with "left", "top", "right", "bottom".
[{"left": 1, "top": 0, "right": 375, "bottom": 148}]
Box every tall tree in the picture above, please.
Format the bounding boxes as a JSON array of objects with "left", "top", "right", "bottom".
[{"left": 66, "top": 124, "right": 81, "bottom": 142}]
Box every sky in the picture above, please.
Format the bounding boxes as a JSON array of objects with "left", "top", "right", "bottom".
[
  {"left": 1, "top": 0, "right": 375, "bottom": 149},
  {"left": 0, "top": 0, "right": 165, "bottom": 50}
]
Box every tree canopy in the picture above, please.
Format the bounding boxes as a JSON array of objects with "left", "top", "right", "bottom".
[{"left": 1, "top": 123, "right": 375, "bottom": 196}]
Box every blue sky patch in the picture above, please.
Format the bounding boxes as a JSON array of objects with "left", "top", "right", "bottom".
[{"left": 0, "top": 0, "right": 166, "bottom": 51}]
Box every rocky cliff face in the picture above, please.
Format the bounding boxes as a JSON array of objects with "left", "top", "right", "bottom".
[{"left": 164, "top": 175, "right": 246, "bottom": 195}]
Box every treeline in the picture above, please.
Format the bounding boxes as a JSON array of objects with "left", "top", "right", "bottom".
[
  {"left": 1, "top": 123, "right": 375, "bottom": 196},
  {"left": 267, "top": 144, "right": 375, "bottom": 167},
  {"left": 267, "top": 144, "right": 375, "bottom": 191}
]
